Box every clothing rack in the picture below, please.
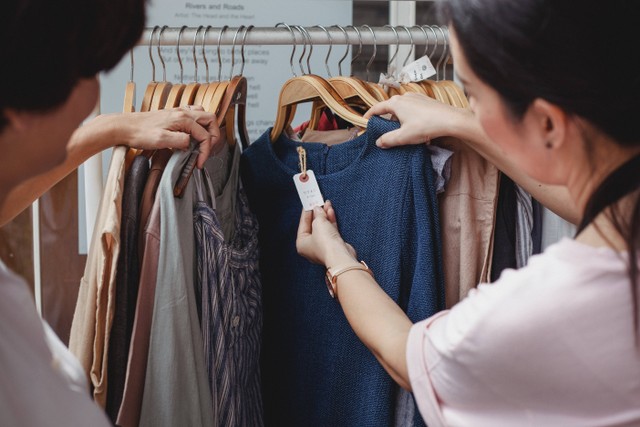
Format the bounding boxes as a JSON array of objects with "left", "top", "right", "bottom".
[{"left": 137, "top": 25, "right": 449, "bottom": 47}]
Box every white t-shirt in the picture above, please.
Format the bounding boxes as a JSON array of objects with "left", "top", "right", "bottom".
[
  {"left": 0, "top": 260, "right": 110, "bottom": 426},
  {"left": 407, "top": 238, "right": 640, "bottom": 427}
]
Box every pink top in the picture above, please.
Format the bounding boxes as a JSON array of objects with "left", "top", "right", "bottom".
[{"left": 407, "top": 238, "right": 640, "bottom": 427}]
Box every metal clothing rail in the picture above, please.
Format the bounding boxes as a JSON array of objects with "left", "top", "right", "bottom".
[{"left": 136, "top": 25, "right": 449, "bottom": 47}]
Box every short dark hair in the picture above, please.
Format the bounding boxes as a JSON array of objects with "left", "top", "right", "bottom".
[
  {"left": 0, "top": 0, "right": 146, "bottom": 130},
  {"left": 440, "top": 0, "right": 640, "bottom": 333}
]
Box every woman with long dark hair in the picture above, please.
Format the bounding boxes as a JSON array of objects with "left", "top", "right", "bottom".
[
  {"left": 297, "top": 1, "right": 640, "bottom": 425},
  {"left": 0, "top": 1, "right": 220, "bottom": 425}
]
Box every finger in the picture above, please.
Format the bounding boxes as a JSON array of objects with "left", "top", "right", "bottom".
[
  {"left": 324, "top": 200, "right": 337, "bottom": 224},
  {"left": 364, "top": 100, "right": 394, "bottom": 119},
  {"left": 297, "top": 209, "right": 313, "bottom": 238},
  {"left": 313, "top": 205, "right": 328, "bottom": 221},
  {"left": 171, "top": 114, "right": 219, "bottom": 169},
  {"left": 375, "top": 128, "right": 405, "bottom": 148}
]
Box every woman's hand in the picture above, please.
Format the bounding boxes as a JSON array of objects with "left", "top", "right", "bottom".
[
  {"left": 88, "top": 106, "right": 222, "bottom": 169},
  {"left": 296, "top": 201, "right": 357, "bottom": 268},
  {"left": 364, "top": 92, "right": 474, "bottom": 148}
]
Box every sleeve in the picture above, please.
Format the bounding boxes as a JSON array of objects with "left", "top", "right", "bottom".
[
  {"left": 406, "top": 311, "right": 450, "bottom": 427},
  {"left": 401, "top": 147, "right": 446, "bottom": 322}
]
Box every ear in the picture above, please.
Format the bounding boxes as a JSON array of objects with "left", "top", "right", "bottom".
[{"left": 525, "top": 98, "right": 568, "bottom": 151}]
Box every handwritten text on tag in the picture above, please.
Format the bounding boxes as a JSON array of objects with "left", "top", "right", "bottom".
[
  {"left": 293, "top": 170, "right": 325, "bottom": 211},
  {"left": 399, "top": 55, "right": 436, "bottom": 84}
]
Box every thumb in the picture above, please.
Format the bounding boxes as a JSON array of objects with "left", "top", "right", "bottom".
[
  {"left": 375, "top": 128, "right": 411, "bottom": 148},
  {"left": 313, "top": 205, "right": 328, "bottom": 221}
]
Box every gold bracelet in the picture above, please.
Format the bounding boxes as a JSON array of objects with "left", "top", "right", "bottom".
[{"left": 324, "top": 261, "right": 374, "bottom": 299}]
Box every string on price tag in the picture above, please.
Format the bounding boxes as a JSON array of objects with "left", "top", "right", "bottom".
[
  {"left": 293, "top": 146, "right": 324, "bottom": 211},
  {"left": 297, "top": 146, "right": 308, "bottom": 180}
]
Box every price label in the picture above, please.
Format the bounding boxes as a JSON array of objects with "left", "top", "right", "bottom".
[
  {"left": 293, "top": 170, "right": 325, "bottom": 211},
  {"left": 398, "top": 55, "right": 436, "bottom": 84}
]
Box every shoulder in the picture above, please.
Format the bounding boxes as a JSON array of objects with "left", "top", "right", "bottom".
[
  {"left": 0, "top": 262, "right": 111, "bottom": 426},
  {"left": 433, "top": 238, "right": 629, "bottom": 350}
]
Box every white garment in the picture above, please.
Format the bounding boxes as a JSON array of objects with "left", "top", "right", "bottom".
[
  {"left": 0, "top": 260, "right": 110, "bottom": 427},
  {"left": 407, "top": 238, "right": 640, "bottom": 427}
]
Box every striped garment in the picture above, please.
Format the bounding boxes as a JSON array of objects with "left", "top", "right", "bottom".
[{"left": 194, "top": 186, "right": 264, "bottom": 427}]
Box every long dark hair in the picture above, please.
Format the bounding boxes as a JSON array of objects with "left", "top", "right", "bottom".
[
  {"left": 440, "top": 0, "right": 640, "bottom": 330},
  {"left": 0, "top": 0, "right": 146, "bottom": 131}
]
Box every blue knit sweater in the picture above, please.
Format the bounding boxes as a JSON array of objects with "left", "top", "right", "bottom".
[{"left": 241, "top": 116, "right": 445, "bottom": 427}]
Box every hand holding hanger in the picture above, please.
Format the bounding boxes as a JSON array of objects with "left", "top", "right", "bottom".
[
  {"left": 86, "top": 107, "right": 221, "bottom": 168},
  {"left": 363, "top": 92, "right": 473, "bottom": 148}
]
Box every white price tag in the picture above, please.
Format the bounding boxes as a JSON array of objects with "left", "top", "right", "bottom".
[
  {"left": 293, "top": 170, "right": 325, "bottom": 211},
  {"left": 399, "top": 55, "right": 436, "bottom": 84}
]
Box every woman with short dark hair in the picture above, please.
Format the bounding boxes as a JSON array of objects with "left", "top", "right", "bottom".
[{"left": 297, "top": 1, "right": 640, "bottom": 425}]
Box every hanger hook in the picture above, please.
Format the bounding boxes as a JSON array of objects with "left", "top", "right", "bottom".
[
  {"left": 217, "top": 25, "right": 228, "bottom": 81},
  {"left": 315, "top": 25, "right": 333, "bottom": 77},
  {"left": 347, "top": 25, "right": 363, "bottom": 77},
  {"left": 440, "top": 26, "right": 451, "bottom": 80},
  {"left": 383, "top": 25, "right": 400, "bottom": 73},
  {"left": 240, "top": 25, "right": 253, "bottom": 76},
  {"left": 423, "top": 25, "right": 439, "bottom": 66},
  {"left": 202, "top": 25, "right": 213, "bottom": 83},
  {"left": 333, "top": 25, "right": 349, "bottom": 76},
  {"left": 298, "top": 26, "right": 313, "bottom": 75},
  {"left": 193, "top": 26, "right": 204, "bottom": 82},
  {"left": 231, "top": 25, "right": 245, "bottom": 78},
  {"left": 175, "top": 26, "right": 187, "bottom": 84},
  {"left": 362, "top": 25, "right": 377, "bottom": 81},
  {"left": 293, "top": 26, "right": 307, "bottom": 75},
  {"left": 413, "top": 25, "right": 430, "bottom": 59},
  {"left": 276, "top": 23, "right": 297, "bottom": 77},
  {"left": 422, "top": 26, "right": 439, "bottom": 79},
  {"left": 148, "top": 26, "right": 160, "bottom": 82},
  {"left": 433, "top": 26, "right": 448, "bottom": 81},
  {"left": 399, "top": 25, "right": 415, "bottom": 67},
  {"left": 157, "top": 25, "right": 168, "bottom": 82}
]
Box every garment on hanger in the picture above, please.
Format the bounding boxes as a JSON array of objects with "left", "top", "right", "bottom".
[
  {"left": 432, "top": 137, "right": 499, "bottom": 306},
  {"left": 138, "top": 144, "right": 214, "bottom": 427},
  {"left": 138, "top": 149, "right": 173, "bottom": 263},
  {"left": 194, "top": 145, "right": 263, "bottom": 427},
  {"left": 490, "top": 173, "right": 518, "bottom": 282},
  {"left": 117, "top": 192, "right": 162, "bottom": 427},
  {"left": 241, "top": 115, "right": 445, "bottom": 427},
  {"left": 203, "top": 142, "right": 236, "bottom": 242},
  {"left": 138, "top": 149, "right": 172, "bottom": 262},
  {"left": 514, "top": 184, "right": 533, "bottom": 269},
  {"left": 69, "top": 146, "right": 128, "bottom": 407},
  {"left": 0, "top": 260, "right": 112, "bottom": 427},
  {"left": 107, "top": 155, "right": 149, "bottom": 423}
]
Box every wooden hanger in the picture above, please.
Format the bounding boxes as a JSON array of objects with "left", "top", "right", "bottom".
[
  {"left": 317, "top": 25, "right": 379, "bottom": 109},
  {"left": 140, "top": 26, "right": 161, "bottom": 112},
  {"left": 270, "top": 75, "right": 368, "bottom": 142},
  {"left": 164, "top": 26, "right": 192, "bottom": 109},
  {"left": 173, "top": 27, "right": 253, "bottom": 198},
  {"left": 173, "top": 75, "right": 249, "bottom": 198},
  {"left": 150, "top": 26, "right": 172, "bottom": 110}
]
